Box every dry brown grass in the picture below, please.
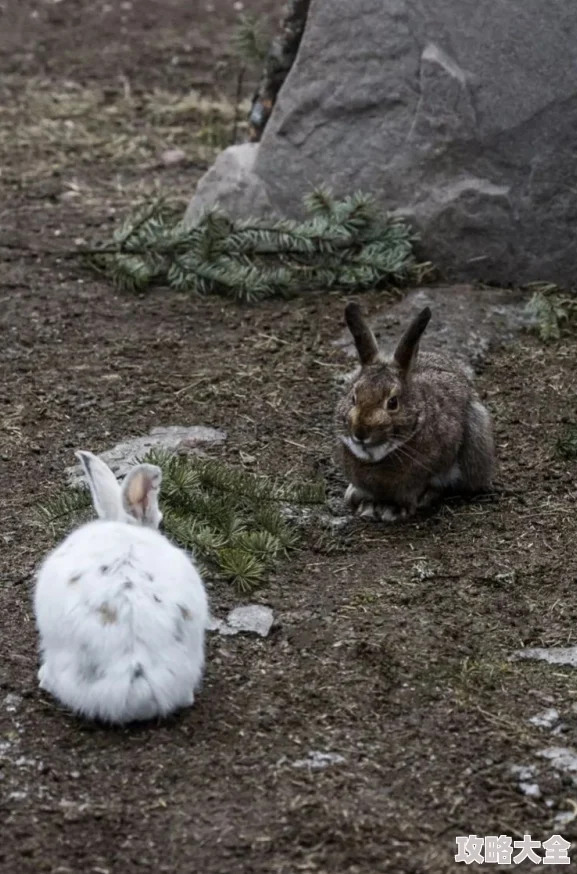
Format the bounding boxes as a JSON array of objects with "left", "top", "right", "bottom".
[{"left": 0, "top": 76, "right": 250, "bottom": 183}]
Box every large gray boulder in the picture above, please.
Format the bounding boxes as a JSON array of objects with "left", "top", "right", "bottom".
[{"left": 186, "top": 0, "right": 577, "bottom": 285}]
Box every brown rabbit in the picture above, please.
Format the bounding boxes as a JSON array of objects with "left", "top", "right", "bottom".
[{"left": 335, "top": 302, "right": 494, "bottom": 521}]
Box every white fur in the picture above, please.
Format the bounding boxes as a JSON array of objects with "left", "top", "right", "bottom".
[
  {"left": 359, "top": 501, "right": 376, "bottom": 519},
  {"left": 34, "top": 452, "right": 208, "bottom": 725},
  {"left": 341, "top": 415, "right": 424, "bottom": 465},
  {"left": 358, "top": 501, "right": 400, "bottom": 522},
  {"left": 342, "top": 435, "right": 401, "bottom": 464},
  {"left": 344, "top": 483, "right": 372, "bottom": 505},
  {"left": 378, "top": 505, "right": 399, "bottom": 522},
  {"left": 471, "top": 400, "right": 491, "bottom": 428},
  {"left": 344, "top": 483, "right": 357, "bottom": 505}
]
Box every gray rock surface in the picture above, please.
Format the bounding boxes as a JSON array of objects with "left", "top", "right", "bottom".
[
  {"left": 187, "top": 1, "right": 577, "bottom": 284},
  {"left": 513, "top": 645, "right": 577, "bottom": 669},
  {"left": 208, "top": 605, "right": 274, "bottom": 638},
  {"left": 184, "top": 143, "right": 272, "bottom": 226},
  {"left": 537, "top": 747, "right": 577, "bottom": 780},
  {"left": 510, "top": 765, "right": 542, "bottom": 800},
  {"left": 66, "top": 425, "right": 226, "bottom": 485},
  {"left": 554, "top": 809, "right": 577, "bottom": 829},
  {"left": 335, "top": 285, "right": 534, "bottom": 374},
  {"left": 529, "top": 708, "right": 560, "bottom": 730},
  {"left": 291, "top": 751, "right": 346, "bottom": 770}
]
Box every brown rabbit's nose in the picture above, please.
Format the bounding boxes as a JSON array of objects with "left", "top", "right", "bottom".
[{"left": 352, "top": 425, "right": 370, "bottom": 444}]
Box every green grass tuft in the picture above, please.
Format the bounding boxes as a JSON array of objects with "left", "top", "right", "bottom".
[
  {"left": 555, "top": 425, "right": 577, "bottom": 460},
  {"left": 232, "top": 13, "right": 270, "bottom": 66}
]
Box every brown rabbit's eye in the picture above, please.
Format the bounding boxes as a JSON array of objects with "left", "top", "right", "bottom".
[
  {"left": 351, "top": 390, "right": 357, "bottom": 406},
  {"left": 387, "top": 396, "right": 399, "bottom": 411}
]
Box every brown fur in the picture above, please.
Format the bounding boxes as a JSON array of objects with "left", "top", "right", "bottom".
[
  {"left": 98, "top": 603, "right": 118, "bottom": 625},
  {"left": 335, "top": 303, "right": 495, "bottom": 521}
]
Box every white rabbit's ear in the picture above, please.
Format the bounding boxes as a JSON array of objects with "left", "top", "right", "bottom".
[
  {"left": 76, "top": 451, "right": 124, "bottom": 521},
  {"left": 121, "top": 464, "right": 163, "bottom": 528}
]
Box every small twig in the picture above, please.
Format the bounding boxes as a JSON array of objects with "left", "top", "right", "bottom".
[
  {"left": 174, "top": 378, "right": 211, "bottom": 397},
  {"left": 257, "top": 331, "right": 291, "bottom": 345},
  {"left": 281, "top": 438, "right": 309, "bottom": 451},
  {"left": 231, "top": 66, "right": 245, "bottom": 145}
]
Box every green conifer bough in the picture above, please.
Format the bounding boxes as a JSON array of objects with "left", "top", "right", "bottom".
[
  {"left": 40, "top": 451, "right": 326, "bottom": 593},
  {"left": 92, "top": 189, "right": 419, "bottom": 301}
]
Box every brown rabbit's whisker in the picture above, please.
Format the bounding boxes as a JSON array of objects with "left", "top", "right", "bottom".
[{"left": 390, "top": 443, "right": 436, "bottom": 476}]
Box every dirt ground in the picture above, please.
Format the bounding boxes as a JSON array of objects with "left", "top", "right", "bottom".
[{"left": 1, "top": 2, "right": 577, "bottom": 872}]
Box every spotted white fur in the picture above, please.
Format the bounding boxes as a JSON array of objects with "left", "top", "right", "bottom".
[{"left": 34, "top": 451, "right": 208, "bottom": 725}]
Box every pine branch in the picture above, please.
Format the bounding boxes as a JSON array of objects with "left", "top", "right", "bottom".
[
  {"left": 90, "top": 189, "right": 420, "bottom": 301},
  {"left": 39, "top": 487, "right": 92, "bottom": 534},
  {"left": 39, "top": 450, "right": 326, "bottom": 593},
  {"left": 217, "top": 549, "right": 267, "bottom": 594},
  {"left": 233, "top": 14, "right": 270, "bottom": 66},
  {"left": 303, "top": 185, "right": 337, "bottom": 219}
]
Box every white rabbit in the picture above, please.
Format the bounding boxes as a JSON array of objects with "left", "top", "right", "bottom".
[{"left": 34, "top": 450, "right": 209, "bottom": 725}]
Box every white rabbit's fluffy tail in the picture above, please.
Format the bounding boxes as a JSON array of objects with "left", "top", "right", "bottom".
[{"left": 39, "top": 652, "right": 198, "bottom": 725}]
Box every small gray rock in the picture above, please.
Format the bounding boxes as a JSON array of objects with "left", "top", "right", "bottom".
[
  {"left": 206, "top": 615, "right": 224, "bottom": 633},
  {"left": 519, "top": 782, "right": 541, "bottom": 799},
  {"left": 292, "top": 751, "right": 346, "bottom": 770},
  {"left": 510, "top": 764, "right": 542, "bottom": 799},
  {"left": 209, "top": 605, "right": 274, "bottom": 638},
  {"left": 513, "top": 646, "right": 577, "bottom": 669},
  {"left": 0, "top": 740, "right": 13, "bottom": 758},
  {"left": 538, "top": 746, "right": 577, "bottom": 777},
  {"left": 184, "top": 143, "right": 273, "bottom": 226},
  {"left": 161, "top": 148, "right": 187, "bottom": 167},
  {"left": 554, "top": 809, "right": 577, "bottom": 829},
  {"left": 511, "top": 764, "right": 536, "bottom": 782},
  {"left": 3, "top": 694, "right": 22, "bottom": 713},
  {"left": 529, "top": 708, "right": 560, "bottom": 730}
]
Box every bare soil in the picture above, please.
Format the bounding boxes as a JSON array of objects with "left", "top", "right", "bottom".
[{"left": 1, "top": 3, "right": 577, "bottom": 873}]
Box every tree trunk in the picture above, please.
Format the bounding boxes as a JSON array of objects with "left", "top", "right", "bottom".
[{"left": 248, "top": 0, "right": 311, "bottom": 143}]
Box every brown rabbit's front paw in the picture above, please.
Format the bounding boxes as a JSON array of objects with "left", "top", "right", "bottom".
[
  {"left": 345, "top": 485, "right": 410, "bottom": 523},
  {"left": 344, "top": 483, "right": 367, "bottom": 512},
  {"left": 358, "top": 501, "right": 404, "bottom": 523}
]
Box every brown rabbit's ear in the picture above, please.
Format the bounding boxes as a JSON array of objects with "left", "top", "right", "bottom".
[
  {"left": 344, "top": 302, "right": 380, "bottom": 366},
  {"left": 393, "top": 307, "right": 432, "bottom": 373}
]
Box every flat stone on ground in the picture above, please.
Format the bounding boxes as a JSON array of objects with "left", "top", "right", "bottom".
[
  {"left": 513, "top": 645, "right": 577, "bottom": 669},
  {"left": 208, "top": 605, "right": 274, "bottom": 638},
  {"left": 66, "top": 425, "right": 226, "bottom": 485},
  {"left": 292, "top": 751, "right": 346, "bottom": 770}
]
